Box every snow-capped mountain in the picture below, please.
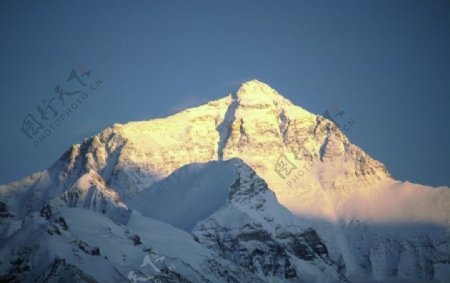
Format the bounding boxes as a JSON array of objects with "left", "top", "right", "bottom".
[
  {"left": 128, "top": 158, "right": 345, "bottom": 281},
  {"left": 1, "top": 80, "right": 449, "bottom": 282}
]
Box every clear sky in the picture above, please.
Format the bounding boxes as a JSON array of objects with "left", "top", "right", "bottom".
[{"left": 0, "top": 0, "right": 449, "bottom": 187}]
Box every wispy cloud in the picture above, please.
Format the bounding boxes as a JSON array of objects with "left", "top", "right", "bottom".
[{"left": 168, "top": 95, "right": 208, "bottom": 114}]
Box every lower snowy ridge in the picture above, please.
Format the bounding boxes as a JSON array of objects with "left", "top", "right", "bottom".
[{"left": 0, "top": 158, "right": 448, "bottom": 282}]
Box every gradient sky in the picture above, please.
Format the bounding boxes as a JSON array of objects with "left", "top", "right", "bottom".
[{"left": 0, "top": 0, "right": 449, "bottom": 187}]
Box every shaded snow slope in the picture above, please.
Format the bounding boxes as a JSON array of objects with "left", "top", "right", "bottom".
[
  {"left": 0, "top": 205, "right": 263, "bottom": 282},
  {"left": 1, "top": 80, "right": 449, "bottom": 282},
  {"left": 128, "top": 158, "right": 347, "bottom": 282}
]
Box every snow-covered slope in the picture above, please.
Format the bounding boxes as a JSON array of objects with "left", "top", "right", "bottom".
[
  {"left": 128, "top": 158, "right": 346, "bottom": 282},
  {"left": 127, "top": 160, "right": 237, "bottom": 231},
  {"left": 126, "top": 158, "right": 299, "bottom": 231},
  {"left": 0, "top": 201, "right": 264, "bottom": 282},
  {"left": 1, "top": 80, "right": 449, "bottom": 282}
]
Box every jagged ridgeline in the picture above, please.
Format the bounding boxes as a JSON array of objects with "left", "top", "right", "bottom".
[{"left": 1, "top": 80, "right": 449, "bottom": 282}]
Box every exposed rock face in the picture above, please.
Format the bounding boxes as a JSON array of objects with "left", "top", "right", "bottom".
[
  {"left": 14, "top": 80, "right": 390, "bottom": 211},
  {"left": 1, "top": 80, "right": 449, "bottom": 282},
  {"left": 186, "top": 160, "right": 345, "bottom": 282},
  {"left": 36, "top": 257, "right": 99, "bottom": 283}
]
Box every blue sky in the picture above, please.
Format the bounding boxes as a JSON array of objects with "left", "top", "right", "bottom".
[{"left": 0, "top": 0, "right": 449, "bottom": 187}]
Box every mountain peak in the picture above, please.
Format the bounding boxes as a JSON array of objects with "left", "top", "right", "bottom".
[{"left": 236, "top": 80, "right": 280, "bottom": 100}]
